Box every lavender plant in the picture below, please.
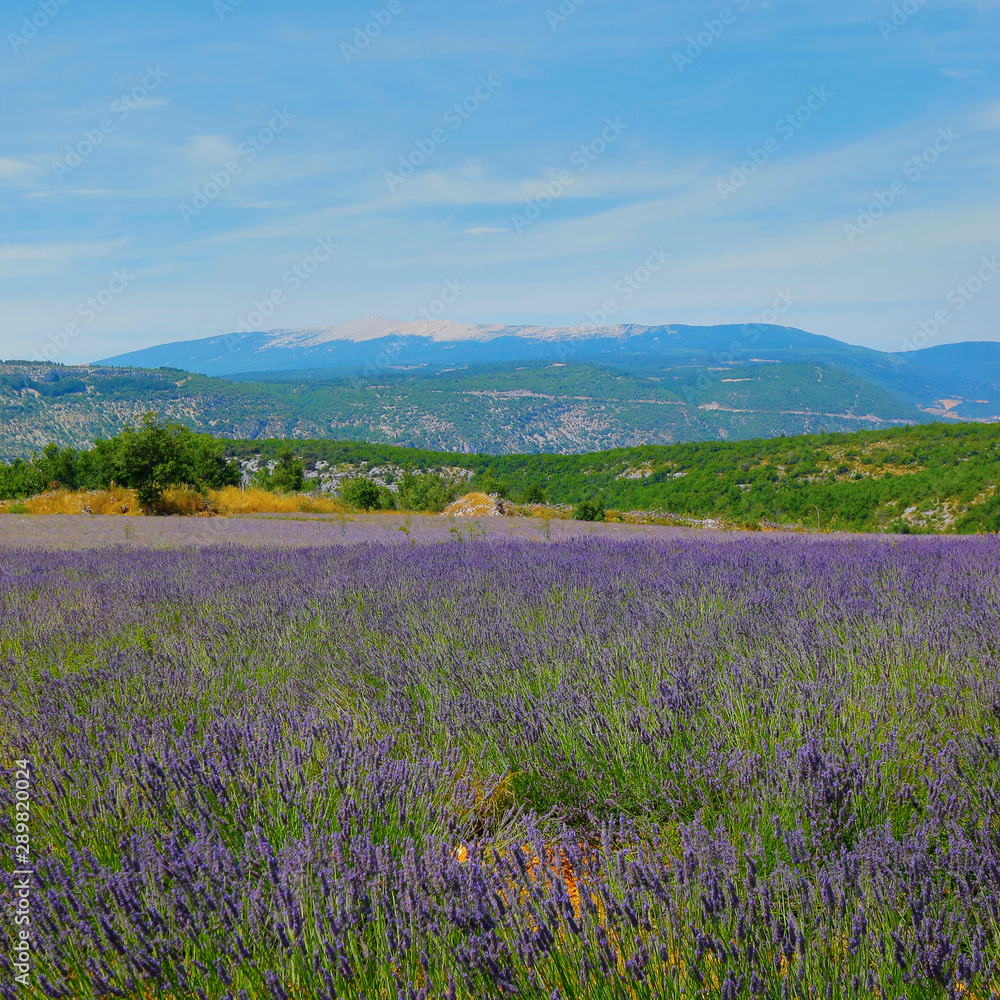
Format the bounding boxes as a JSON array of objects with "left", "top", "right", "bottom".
[{"left": 1, "top": 533, "right": 999, "bottom": 998}]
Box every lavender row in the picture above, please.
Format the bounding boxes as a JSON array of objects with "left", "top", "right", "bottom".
[{"left": 2, "top": 534, "right": 1000, "bottom": 997}]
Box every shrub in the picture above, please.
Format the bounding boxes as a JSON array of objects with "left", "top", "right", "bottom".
[
  {"left": 340, "top": 476, "right": 382, "bottom": 511},
  {"left": 519, "top": 482, "right": 546, "bottom": 504},
  {"left": 573, "top": 498, "right": 606, "bottom": 522},
  {"left": 255, "top": 446, "right": 305, "bottom": 494},
  {"left": 475, "top": 469, "right": 510, "bottom": 499},
  {"left": 397, "top": 472, "right": 461, "bottom": 513}
]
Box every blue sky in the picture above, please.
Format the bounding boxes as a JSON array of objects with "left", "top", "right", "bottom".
[{"left": 1, "top": 0, "right": 997, "bottom": 363}]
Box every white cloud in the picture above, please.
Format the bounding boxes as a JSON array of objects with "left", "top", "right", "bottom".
[
  {"left": 0, "top": 157, "right": 37, "bottom": 181},
  {"left": 180, "top": 134, "right": 240, "bottom": 164},
  {"left": 0, "top": 240, "right": 128, "bottom": 278},
  {"left": 131, "top": 97, "right": 170, "bottom": 111}
]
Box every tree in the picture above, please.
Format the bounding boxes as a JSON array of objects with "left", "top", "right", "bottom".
[
  {"left": 93, "top": 413, "right": 240, "bottom": 510},
  {"left": 33, "top": 444, "right": 80, "bottom": 490},
  {"left": 0, "top": 459, "right": 46, "bottom": 501},
  {"left": 254, "top": 446, "right": 304, "bottom": 494},
  {"left": 573, "top": 498, "right": 606, "bottom": 522},
  {"left": 340, "top": 476, "right": 381, "bottom": 510},
  {"left": 378, "top": 485, "right": 397, "bottom": 510},
  {"left": 397, "top": 471, "right": 461, "bottom": 512},
  {"left": 475, "top": 468, "right": 510, "bottom": 498},
  {"left": 114, "top": 413, "right": 197, "bottom": 509},
  {"left": 270, "top": 446, "right": 305, "bottom": 493},
  {"left": 520, "top": 482, "right": 546, "bottom": 504},
  {"left": 190, "top": 437, "right": 241, "bottom": 489}
]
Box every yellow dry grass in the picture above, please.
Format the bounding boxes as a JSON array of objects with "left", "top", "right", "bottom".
[
  {"left": 0, "top": 486, "right": 142, "bottom": 515},
  {"left": 0, "top": 486, "right": 350, "bottom": 517},
  {"left": 209, "top": 486, "right": 349, "bottom": 515}
]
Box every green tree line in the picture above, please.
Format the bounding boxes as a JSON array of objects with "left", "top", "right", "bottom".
[
  {"left": 0, "top": 413, "right": 239, "bottom": 508},
  {"left": 3, "top": 417, "right": 999, "bottom": 530}
]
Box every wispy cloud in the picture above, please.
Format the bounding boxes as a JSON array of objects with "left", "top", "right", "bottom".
[{"left": 0, "top": 240, "right": 129, "bottom": 278}]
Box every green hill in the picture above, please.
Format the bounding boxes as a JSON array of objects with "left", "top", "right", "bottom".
[
  {"left": 227, "top": 421, "right": 1000, "bottom": 534},
  {"left": 4, "top": 409, "right": 998, "bottom": 532},
  {"left": 0, "top": 358, "right": 926, "bottom": 461}
]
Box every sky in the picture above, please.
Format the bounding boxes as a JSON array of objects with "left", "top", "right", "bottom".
[{"left": 1, "top": 0, "right": 997, "bottom": 364}]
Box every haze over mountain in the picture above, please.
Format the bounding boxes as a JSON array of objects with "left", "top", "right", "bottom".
[
  {"left": 2, "top": 319, "right": 995, "bottom": 461},
  {"left": 98, "top": 318, "right": 859, "bottom": 376},
  {"left": 96, "top": 320, "right": 1000, "bottom": 423}
]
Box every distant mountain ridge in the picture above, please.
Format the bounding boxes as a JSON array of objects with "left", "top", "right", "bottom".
[
  {"left": 97, "top": 319, "right": 859, "bottom": 377},
  {"left": 95, "top": 320, "right": 1000, "bottom": 424},
  {"left": 0, "top": 357, "right": 929, "bottom": 461}
]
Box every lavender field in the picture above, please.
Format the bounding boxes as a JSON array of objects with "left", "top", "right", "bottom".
[{"left": 2, "top": 526, "right": 1000, "bottom": 998}]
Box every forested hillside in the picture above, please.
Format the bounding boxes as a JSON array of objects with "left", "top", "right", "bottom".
[
  {"left": 0, "top": 359, "right": 925, "bottom": 460},
  {"left": 5, "top": 416, "right": 997, "bottom": 533},
  {"left": 231, "top": 421, "right": 1000, "bottom": 533}
]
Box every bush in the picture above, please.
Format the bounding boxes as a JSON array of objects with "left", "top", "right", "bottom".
[
  {"left": 475, "top": 469, "right": 510, "bottom": 499},
  {"left": 253, "top": 446, "right": 304, "bottom": 495},
  {"left": 397, "top": 472, "right": 461, "bottom": 513},
  {"left": 519, "top": 482, "right": 546, "bottom": 504},
  {"left": 573, "top": 498, "right": 606, "bottom": 522},
  {"left": 113, "top": 414, "right": 202, "bottom": 509},
  {"left": 340, "top": 476, "right": 382, "bottom": 511}
]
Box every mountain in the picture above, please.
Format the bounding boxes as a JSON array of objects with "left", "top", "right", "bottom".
[
  {"left": 95, "top": 319, "right": 1000, "bottom": 423},
  {"left": 1, "top": 322, "right": 994, "bottom": 461},
  {"left": 96, "top": 319, "right": 861, "bottom": 377},
  {"left": 0, "top": 358, "right": 925, "bottom": 461},
  {"left": 891, "top": 342, "right": 1000, "bottom": 394}
]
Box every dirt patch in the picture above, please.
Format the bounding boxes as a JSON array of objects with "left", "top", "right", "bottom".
[{"left": 442, "top": 492, "right": 511, "bottom": 517}]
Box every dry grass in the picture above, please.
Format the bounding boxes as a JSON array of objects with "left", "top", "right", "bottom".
[
  {"left": 209, "top": 486, "right": 349, "bottom": 515},
  {"left": 0, "top": 487, "right": 142, "bottom": 516},
  {"left": 160, "top": 485, "right": 214, "bottom": 515},
  {"left": 0, "top": 486, "right": 350, "bottom": 517}
]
